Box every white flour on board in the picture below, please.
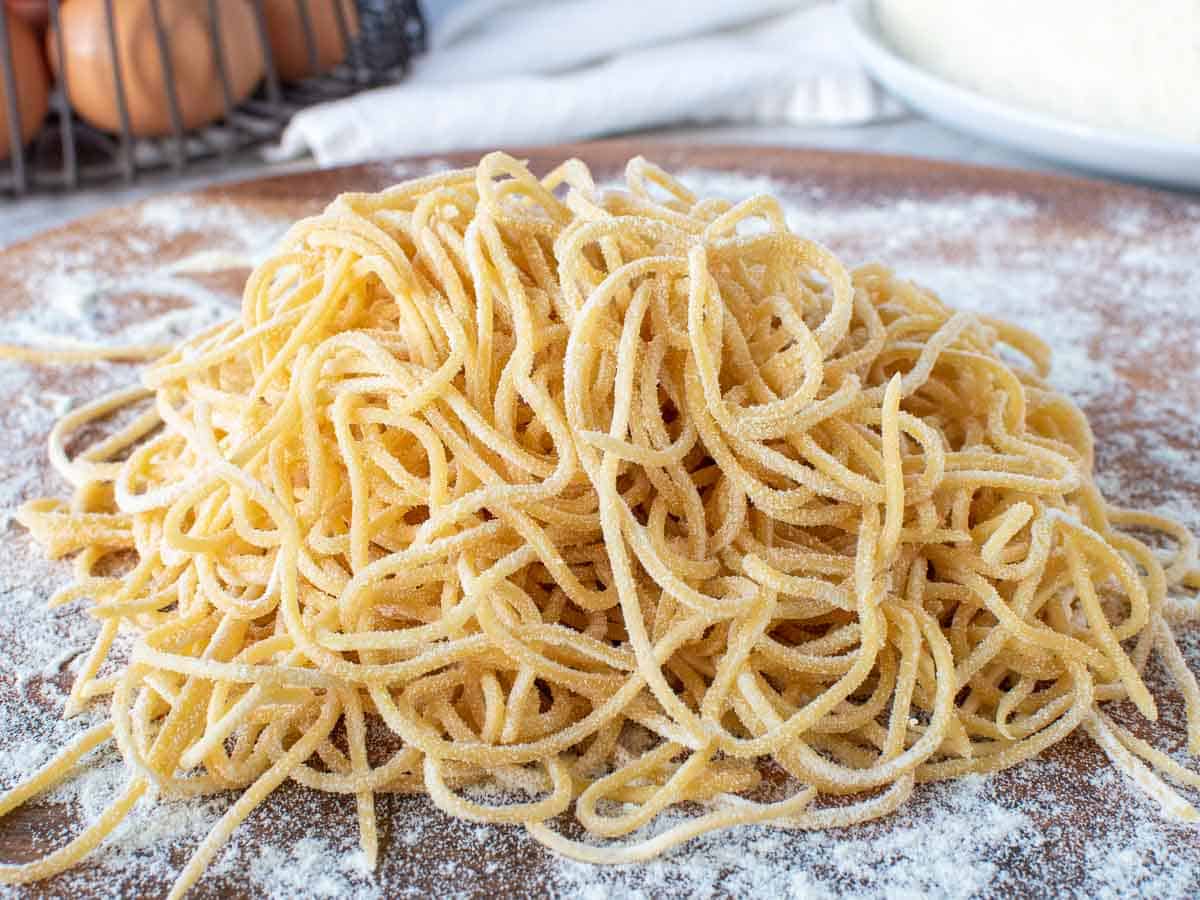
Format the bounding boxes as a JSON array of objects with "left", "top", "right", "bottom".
[{"left": 0, "top": 166, "right": 1198, "bottom": 899}]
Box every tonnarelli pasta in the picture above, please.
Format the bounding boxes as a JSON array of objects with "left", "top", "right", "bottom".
[{"left": 2, "top": 154, "right": 1198, "bottom": 895}]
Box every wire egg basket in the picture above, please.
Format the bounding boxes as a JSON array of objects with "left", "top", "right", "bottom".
[{"left": 0, "top": 0, "right": 425, "bottom": 196}]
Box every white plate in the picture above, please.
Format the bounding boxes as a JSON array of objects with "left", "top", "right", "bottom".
[{"left": 843, "top": 0, "right": 1200, "bottom": 190}]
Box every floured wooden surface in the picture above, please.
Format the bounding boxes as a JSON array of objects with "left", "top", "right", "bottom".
[{"left": 0, "top": 143, "right": 1198, "bottom": 898}]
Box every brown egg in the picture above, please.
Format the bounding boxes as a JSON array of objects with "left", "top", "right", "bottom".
[
  {"left": 49, "top": 0, "right": 264, "bottom": 137},
  {"left": 262, "top": 0, "right": 359, "bottom": 82},
  {"left": 0, "top": 14, "right": 48, "bottom": 161},
  {"left": 5, "top": 0, "right": 49, "bottom": 28}
]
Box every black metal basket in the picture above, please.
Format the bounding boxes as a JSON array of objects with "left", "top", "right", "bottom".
[{"left": 0, "top": 0, "right": 425, "bottom": 196}]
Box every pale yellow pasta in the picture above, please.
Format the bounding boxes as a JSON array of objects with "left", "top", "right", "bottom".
[{"left": 1, "top": 154, "right": 1199, "bottom": 897}]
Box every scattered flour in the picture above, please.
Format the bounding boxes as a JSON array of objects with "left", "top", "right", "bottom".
[
  {"left": 137, "top": 195, "right": 292, "bottom": 252},
  {"left": 0, "top": 164, "right": 1198, "bottom": 898}
]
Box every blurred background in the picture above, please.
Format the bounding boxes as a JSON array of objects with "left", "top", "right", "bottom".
[{"left": 0, "top": 0, "right": 1195, "bottom": 245}]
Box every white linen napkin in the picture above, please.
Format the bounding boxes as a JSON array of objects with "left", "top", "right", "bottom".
[{"left": 272, "top": 0, "right": 900, "bottom": 166}]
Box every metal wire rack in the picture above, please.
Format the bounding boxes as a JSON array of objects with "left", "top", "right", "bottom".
[{"left": 0, "top": 0, "right": 425, "bottom": 196}]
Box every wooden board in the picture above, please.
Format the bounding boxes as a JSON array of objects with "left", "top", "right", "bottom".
[{"left": 1, "top": 142, "right": 1199, "bottom": 898}]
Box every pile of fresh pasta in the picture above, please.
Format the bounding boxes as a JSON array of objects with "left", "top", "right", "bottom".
[{"left": 2, "top": 154, "right": 1198, "bottom": 896}]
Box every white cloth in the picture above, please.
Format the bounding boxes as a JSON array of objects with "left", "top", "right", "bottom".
[{"left": 272, "top": 0, "right": 901, "bottom": 166}]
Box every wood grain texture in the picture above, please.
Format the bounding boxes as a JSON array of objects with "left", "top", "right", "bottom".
[{"left": 0, "top": 142, "right": 1198, "bottom": 898}]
